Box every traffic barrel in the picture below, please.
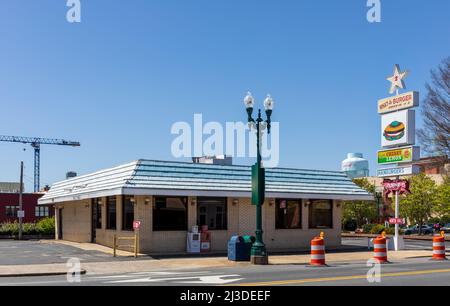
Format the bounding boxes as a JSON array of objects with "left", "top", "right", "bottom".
[
  {"left": 432, "top": 232, "right": 446, "bottom": 261},
  {"left": 310, "top": 232, "right": 326, "bottom": 266},
  {"left": 373, "top": 233, "right": 388, "bottom": 264}
]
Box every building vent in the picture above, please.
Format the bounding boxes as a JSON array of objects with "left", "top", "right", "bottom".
[
  {"left": 66, "top": 171, "right": 77, "bottom": 180},
  {"left": 192, "top": 155, "right": 233, "bottom": 166}
]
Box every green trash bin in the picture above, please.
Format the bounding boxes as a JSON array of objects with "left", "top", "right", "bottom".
[{"left": 241, "top": 236, "right": 256, "bottom": 260}]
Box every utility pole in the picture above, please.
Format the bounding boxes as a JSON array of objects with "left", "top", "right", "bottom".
[{"left": 18, "top": 161, "right": 24, "bottom": 240}]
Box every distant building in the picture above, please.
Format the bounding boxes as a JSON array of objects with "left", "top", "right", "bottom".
[
  {"left": 414, "top": 156, "right": 449, "bottom": 176},
  {"left": 0, "top": 193, "right": 52, "bottom": 223},
  {"left": 0, "top": 182, "right": 22, "bottom": 194}
]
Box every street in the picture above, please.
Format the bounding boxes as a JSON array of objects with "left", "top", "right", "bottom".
[
  {"left": 0, "top": 238, "right": 449, "bottom": 286},
  {"left": 1, "top": 257, "right": 449, "bottom": 286}
]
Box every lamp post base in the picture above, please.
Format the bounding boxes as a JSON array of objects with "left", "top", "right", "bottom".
[
  {"left": 250, "top": 255, "right": 269, "bottom": 265},
  {"left": 250, "top": 244, "right": 269, "bottom": 265}
]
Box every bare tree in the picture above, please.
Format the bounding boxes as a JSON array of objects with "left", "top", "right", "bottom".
[{"left": 417, "top": 57, "right": 450, "bottom": 161}]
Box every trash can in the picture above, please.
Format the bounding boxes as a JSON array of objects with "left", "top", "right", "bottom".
[
  {"left": 227, "top": 235, "right": 255, "bottom": 261},
  {"left": 242, "top": 235, "right": 256, "bottom": 260}
]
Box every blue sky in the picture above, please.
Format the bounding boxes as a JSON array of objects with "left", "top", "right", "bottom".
[{"left": 0, "top": 0, "right": 449, "bottom": 191}]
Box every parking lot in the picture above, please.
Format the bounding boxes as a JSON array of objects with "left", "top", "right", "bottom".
[{"left": 0, "top": 240, "right": 129, "bottom": 265}]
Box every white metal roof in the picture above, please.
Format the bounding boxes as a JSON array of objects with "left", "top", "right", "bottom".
[{"left": 39, "top": 159, "right": 373, "bottom": 204}]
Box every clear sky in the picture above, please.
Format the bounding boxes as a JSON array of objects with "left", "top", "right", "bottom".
[{"left": 0, "top": 0, "right": 449, "bottom": 191}]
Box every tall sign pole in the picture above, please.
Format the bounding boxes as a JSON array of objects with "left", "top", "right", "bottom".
[
  {"left": 18, "top": 161, "right": 24, "bottom": 241},
  {"left": 377, "top": 64, "right": 418, "bottom": 251}
]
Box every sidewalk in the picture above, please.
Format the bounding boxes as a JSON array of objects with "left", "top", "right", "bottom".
[{"left": 0, "top": 239, "right": 441, "bottom": 277}]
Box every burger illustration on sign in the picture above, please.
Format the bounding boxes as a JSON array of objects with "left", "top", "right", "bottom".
[{"left": 383, "top": 121, "right": 405, "bottom": 141}]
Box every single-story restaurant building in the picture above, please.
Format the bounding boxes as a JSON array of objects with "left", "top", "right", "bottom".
[{"left": 39, "top": 159, "right": 372, "bottom": 254}]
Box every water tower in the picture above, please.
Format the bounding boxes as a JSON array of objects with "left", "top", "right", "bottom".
[{"left": 341, "top": 153, "right": 369, "bottom": 179}]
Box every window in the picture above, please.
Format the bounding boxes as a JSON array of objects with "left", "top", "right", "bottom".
[
  {"left": 122, "top": 196, "right": 135, "bottom": 231},
  {"left": 197, "top": 197, "right": 227, "bottom": 230},
  {"left": 309, "top": 200, "right": 333, "bottom": 229},
  {"left": 153, "top": 197, "right": 187, "bottom": 231},
  {"left": 92, "top": 198, "right": 102, "bottom": 229},
  {"left": 106, "top": 196, "right": 117, "bottom": 230},
  {"left": 275, "top": 199, "right": 302, "bottom": 229},
  {"left": 35, "top": 206, "right": 49, "bottom": 217},
  {"left": 5, "top": 206, "right": 18, "bottom": 218}
]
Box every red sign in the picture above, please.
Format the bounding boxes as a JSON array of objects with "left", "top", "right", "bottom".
[
  {"left": 133, "top": 221, "right": 141, "bottom": 230},
  {"left": 389, "top": 218, "right": 405, "bottom": 225},
  {"left": 383, "top": 179, "right": 410, "bottom": 198}
]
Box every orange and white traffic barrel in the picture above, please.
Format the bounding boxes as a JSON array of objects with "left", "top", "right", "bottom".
[
  {"left": 310, "top": 232, "right": 326, "bottom": 266},
  {"left": 432, "top": 232, "right": 446, "bottom": 260},
  {"left": 373, "top": 232, "right": 388, "bottom": 263}
]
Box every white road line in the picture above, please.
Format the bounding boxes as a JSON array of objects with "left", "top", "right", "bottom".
[
  {"left": 104, "top": 273, "right": 243, "bottom": 284},
  {"left": 91, "top": 271, "right": 211, "bottom": 280}
]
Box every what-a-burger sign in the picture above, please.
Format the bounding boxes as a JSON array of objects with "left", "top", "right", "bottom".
[{"left": 383, "top": 179, "right": 410, "bottom": 198}]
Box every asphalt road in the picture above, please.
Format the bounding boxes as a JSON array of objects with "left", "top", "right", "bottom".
[
  {"left": 0, "top": 240, "right": 148, "bottom": 265},
  {"left": 0, "top": 238, "right": 449, "bottom": 286},
  {"left": 0, "top": 257, "right": 449, "bottom": 286}
]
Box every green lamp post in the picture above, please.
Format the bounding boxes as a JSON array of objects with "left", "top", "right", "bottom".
[{"left": 244, "top": 92, "right": 274, "bottom": 265}]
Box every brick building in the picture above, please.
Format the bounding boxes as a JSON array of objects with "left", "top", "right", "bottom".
[
  {"left": 39, "top": 160, "right": 372, "bottom": 254},
  {"left": 0, "top": 193, "right": 50, "bottom": 223},
  {"left": 414, "top": 156, "right": 449, "bottom": 176}
]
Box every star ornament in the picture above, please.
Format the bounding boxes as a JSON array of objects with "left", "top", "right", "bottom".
[{"left": 387, "top": 64, "right": 409, "bottom": 94}]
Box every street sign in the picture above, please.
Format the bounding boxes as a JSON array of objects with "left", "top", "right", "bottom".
[
  {"left": 251, "top": 163, "right": 265, "bottom": 206},
  {"left": 389, "top": 218, "right": 405, "bottom": 225},
  {"left": 17, "top": 210, "right": 25, "bottom": 218},
  {"left": 377, "top": 165, "right": 420, "bottom": 177},
  {"left": 133, "top": 220, "right": 141, "bottom": 230},
  {"left": 378, "top": 91, "right": 419, "bottom": 114},
  {"left": 377, "top": 146, "right": 420, "bottom": 165}
]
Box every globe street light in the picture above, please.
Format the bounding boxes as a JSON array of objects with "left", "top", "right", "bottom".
[{"left": 244, "top": 91, "right": 274, "bottom": 265}]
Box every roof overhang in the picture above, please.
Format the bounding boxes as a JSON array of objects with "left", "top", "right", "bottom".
[{"left": 39, "top": 187, "right": 373, "bottom": 204}]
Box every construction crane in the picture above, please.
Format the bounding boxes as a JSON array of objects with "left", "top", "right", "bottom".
[{"left": 0, "top": 135, "right": 80, "bottom": 192}]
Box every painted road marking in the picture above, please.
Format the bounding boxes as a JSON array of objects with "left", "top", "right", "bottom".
[
  {"left": 104, "top": 272, "right": 243, "bottom": 284},
  {"left": 92, "top": 271, "right": 211, "bottom": 280},
  {"left": 234, "top": 268, "right": 450, "bottom": 286}
]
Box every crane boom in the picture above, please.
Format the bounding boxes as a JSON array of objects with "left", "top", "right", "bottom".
[
  {"left": 0, "top": 135, "right": 80, "bottom": 192},
  {"left": 0, "top": 135, "right": 80, "bottom": 147}
]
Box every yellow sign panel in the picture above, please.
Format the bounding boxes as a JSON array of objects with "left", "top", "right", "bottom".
[{"left": 377, "top": 146, "right": 420, "bottom": 165}]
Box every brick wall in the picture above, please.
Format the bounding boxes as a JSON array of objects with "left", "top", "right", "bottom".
[{"left": 55, "top": 195, "right": 343, "bottom": 254}]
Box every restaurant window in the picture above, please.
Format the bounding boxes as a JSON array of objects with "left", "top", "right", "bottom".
[
  {"left": 92, "top": 198, "right": 102, "bottom": 229},
  {"left": 35, "top": 206, "right": 49, "bottom": 217},
  {"left": 197, "top": 197, "right": 227, "bottom": 230},
  {"left": 106, "top": 196, "right": 117, "bottom": 230},
  {"left": 275, "top": 199, "right": 302, "bottom": 229},
  {"left": 309, "top": 200, "right": 333, "bottom": 229},
  {"left": 153, "top": 197, "right": 187, "bottom": 231},
  {"left": 122, "top": 196, "right": 135, "bottom": 231},
  {"left": 5, "top": 206, "right": 18, "bottom": 218}
]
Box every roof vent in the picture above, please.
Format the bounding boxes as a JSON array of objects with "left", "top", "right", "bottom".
[{"left": 192, "top": 155, "right": 233, "bottom": 166}]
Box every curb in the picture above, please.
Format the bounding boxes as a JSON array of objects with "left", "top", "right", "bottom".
[{"left": 0, "top": 269, "right": 86, "bottom": 278}]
